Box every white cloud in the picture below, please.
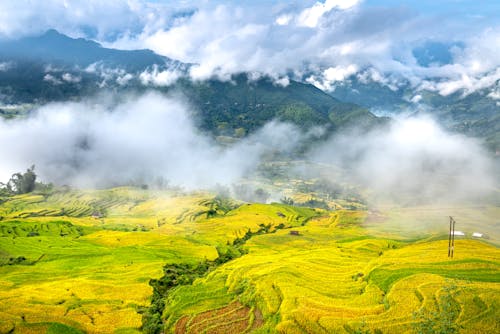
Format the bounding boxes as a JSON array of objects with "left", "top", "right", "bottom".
[
  {"left": 307, "top": 64, "right": 359, "bottom": 90},
  {"left": 297, "top": 0, "right": 361, "bottom": 28},
  {"left": 488, "top": 87, "right": 500, "bottom": 100},
  {"left": 275, "top": 14, "right": 293, "bottom": 26},
  {"left": 0, "top": 93, "right": 307, "bottom": 188},
  {"left": 139, "top": 65, "right": 181, "bottom": 86},
  {"left": 273, "top": 76, "right": 290, "bottom": 87},
  {"left": 62, "top": 73, "right": 81, "bottom": 83},
  {"left": 421, "top": 67, "right": 500, "bottom": 97},
  {"left": 310, "top": 115, "right": 497, "bottom": 203},
  {"left": 410, "top": 94, "right": 422, "bottom": 103},
  {"left": 85, "top": 63, "right": 137, "bottom": 87},
  {"left": 43, "top": 74, "right": 62, "bottom": 85},
  {"left": 0, "top": 0, "right": 498, "bottom": 96},
  {"left": 0, "top": 0, "right": 192, "bottom": 41},
  {"left": 116, "top": 73, "right": 134, "bottom": 86},
  {"left": 0, "top": 62, "right": 13, "bottom": 71}
]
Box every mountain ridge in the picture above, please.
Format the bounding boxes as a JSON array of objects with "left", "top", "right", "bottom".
[
  {"left": 0, "top": 29, "right": 181, "bottom": 71},
  {"left": 0, "top": 30, "right": 381, "bottom": 138}
]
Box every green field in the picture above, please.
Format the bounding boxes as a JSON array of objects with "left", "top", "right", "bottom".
[{"left": 0, "top": 188, "right": 498, "bottom": 333}]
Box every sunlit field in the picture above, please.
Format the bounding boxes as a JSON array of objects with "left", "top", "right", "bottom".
[
  {"left": 163, "top": 211, "right": 499, "bottom": 333},
  {"left": 0, "top": 188, "right": 498, "bottom": 333}
]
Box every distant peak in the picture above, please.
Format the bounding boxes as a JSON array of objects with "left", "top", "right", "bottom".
[
  {"left": 37, "top": 29, "right": 101, "bottom": 48},
  {"left": 43, "top": 29, "right": 64, "bottom": 37}
]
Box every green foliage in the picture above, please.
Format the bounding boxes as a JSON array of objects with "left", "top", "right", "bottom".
[
  {"left": 413, "top": 283, "right": 462, "bottom": 334},
  {"left": 142, "top": 258, "right": 225, "bottom": 333},
  {"left": 5, "top": 165, "right": 37, "bottom": 195},
  {"left": 280, "top": 196, "right": 294, "bottom": 205},
  {"left": 277, "top": 102, "right": 325, "bottom": 127},
  {"left": 297, "top": 198, "right": 330, "bottom": 210},
  {"left": 232, "top": 184, "right": 270, "bottom": 203},
  {"left": 141, "top": 217, "right": 289, "bottom": 333},
  {"left": 345, "top": 320, "right": 381, "bottom": 334},
  {"left": 0, "top": 220, "right": 84, "bottom": 238},
  {"left": 175, "top": 74, "right": 375, "bottom": 137},
  {"left": 0, "top": 165, "right": 54, "bottom": 197},
  {"left": 46, "top": 322, "right": 85, "bottom": 334},
  {"left": 369, "top": 266, "right": 500, "bottom": 294},
  {"left": 195, "top": 195, "right": 240, "bottom": 219},
  {"left": 3, "top": 256, "right": 27, "bottom": 266}
]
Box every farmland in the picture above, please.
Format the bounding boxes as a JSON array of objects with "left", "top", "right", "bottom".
[{"left": 0, "top": 187, "right": 498, "bottom": 333}]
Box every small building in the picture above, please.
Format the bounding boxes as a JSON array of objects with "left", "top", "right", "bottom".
[
  {"left": 91, "top": 211, "right": 103, "bottom": 219},
  {"left": 472, "top": 232, "right": 486, "bottom": 238},
  {"left": 452, "top": 231, "right": 465, "bottom": 236},
  {"left": 289, "top": 230, "right": 300, "bottom": 236}
]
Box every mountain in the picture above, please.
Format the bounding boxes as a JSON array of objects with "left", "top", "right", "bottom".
[
  {"left": 173, "top": 74, "right": 380, "bottom": 137},
  {"left": 0, "top": 29, "right": 182, "bottom": 71},
  {"left": 328, "top": 78, "right": 500, "bottom": 151},
  {"left": 0, "top": 30, "right": 381, "bottom": 138},
  {"left": 416, "top": 90, "right": 500, "bottom": 151}
]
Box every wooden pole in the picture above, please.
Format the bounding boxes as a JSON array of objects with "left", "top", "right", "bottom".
[{"left": 448, "top": 216, "right": 452, "bottom": 257}]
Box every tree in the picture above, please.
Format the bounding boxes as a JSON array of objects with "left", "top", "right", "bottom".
[
  {"left": 280, "top": 196, "right": 294, "bottom": 205},
  {"left": 7, "top": 165, "right": 37, "bottom": 194},
  {"left": 252, "top": 188, "right": 269, "bottom": 203}
]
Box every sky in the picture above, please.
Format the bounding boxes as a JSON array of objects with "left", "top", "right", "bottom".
[{"left": 0, "top": 0, "right": 499, "bottom": 96}]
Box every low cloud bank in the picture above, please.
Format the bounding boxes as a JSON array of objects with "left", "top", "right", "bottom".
[
  {"left": 0, "top": 93, "right": 302, "bottom": 188},
  {"left": 0, "top": 93, "right": 497, "bottom": 205},
  {"left": 309, "top": 115, "right": 498, "bottom": 204}
]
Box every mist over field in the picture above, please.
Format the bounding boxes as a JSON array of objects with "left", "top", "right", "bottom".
[
  {"left": 310, "top": 115, "right": 498, "bottom": 204},
  {"left": 1, "top": 92, "right": 497, "bottom": 206},
  {"left": 0, "top": 93, "right": 305, "bottom": 189}
]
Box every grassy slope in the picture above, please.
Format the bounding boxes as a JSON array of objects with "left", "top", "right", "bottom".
[
  {"left": 0, "top": 189, "right": 498, "bottom": 334},
  {"left": 163, "top": 211, "right": 499, "bottom": 333},
  {"left": 0, "top": 188, "right": 317, "bottom": 334}
]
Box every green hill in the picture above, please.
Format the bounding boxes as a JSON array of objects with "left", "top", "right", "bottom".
[{"left": 173, "top": 74, "right": 381, "bottom": 136}]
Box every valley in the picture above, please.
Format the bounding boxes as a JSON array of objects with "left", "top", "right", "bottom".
[
  {"left": 0, "top": 3, "right": 499, "bottom": 333},
  {"left": 0, "top": 183, "right": 498, "bottom": 333}
]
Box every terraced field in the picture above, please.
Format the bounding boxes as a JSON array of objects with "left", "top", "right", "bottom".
[
  {"left": 163, "top": 212, "right": 500, "bottom": 333},
  {"left": 0, "top": 188, "right": 498, "bottom": 333},
  {"left": 0, "top": 188, "right": 317, "bottom": 333}
]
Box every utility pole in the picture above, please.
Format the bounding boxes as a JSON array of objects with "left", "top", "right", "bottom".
[
  {"left": 448, "top": 216, "right": 456, "bottom": 258},
  {"left": 448, "top": 216, "right": 453, "bottom": 257}
]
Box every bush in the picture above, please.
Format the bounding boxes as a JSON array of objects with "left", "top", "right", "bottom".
[{"left": 413, "top": 283, "right": 462, "bottom": 334}]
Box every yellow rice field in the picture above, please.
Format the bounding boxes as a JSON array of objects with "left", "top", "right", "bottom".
[{"left": 0, "top": 188, "right": 498, "bottom": 333}]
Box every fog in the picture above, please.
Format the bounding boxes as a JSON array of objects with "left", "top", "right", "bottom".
[
  {"left": 309, "top": 115, "right": 498, "bottom": 204},
  {"left": 0, "top": 92, "right": 304, "bottom": 189},
  {"left": 0, "top": 93, "right": 497, "bottom": 205}
]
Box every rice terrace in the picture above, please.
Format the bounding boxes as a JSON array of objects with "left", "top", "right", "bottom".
[
  {"left": 0, "top": 184, "right": 498, "bottom": 333},
  {"left": 0, "top": 0, "right": 500, "bottom": 333}
]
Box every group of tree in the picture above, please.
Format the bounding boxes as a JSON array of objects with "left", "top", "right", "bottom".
[{"left": 0, "top": 165, "right": 51, "bottom": 196}]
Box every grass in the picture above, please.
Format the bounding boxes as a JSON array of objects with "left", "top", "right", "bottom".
[{"left": 0, "top": 188, "right": 498, "bottom": 333}]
